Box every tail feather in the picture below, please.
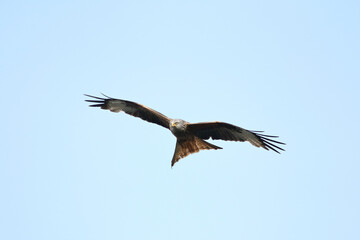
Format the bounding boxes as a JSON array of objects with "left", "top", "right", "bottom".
[{"left": 171, "top": 136, "right": 222, "bottom": 167}]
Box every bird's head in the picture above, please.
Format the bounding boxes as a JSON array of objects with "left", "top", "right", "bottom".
[{"left": 170, "top": 119, "right": 187, "bottom": 133}]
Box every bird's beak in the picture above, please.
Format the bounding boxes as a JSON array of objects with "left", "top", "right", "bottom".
[{"left": 171, "top": 122, "right": 176, "bottom": 127}]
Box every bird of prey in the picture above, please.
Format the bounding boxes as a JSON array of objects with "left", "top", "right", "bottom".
[{"left": 85, "top": 94, "right": 285, "bottom": 167}]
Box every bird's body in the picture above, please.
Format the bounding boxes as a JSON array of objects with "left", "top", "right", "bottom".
[
  {"left": 168, "top": 119, "right": 223, "bottom": 165},
  {"left": 85, "top": 94, "right": 285, "bottom": 166}
]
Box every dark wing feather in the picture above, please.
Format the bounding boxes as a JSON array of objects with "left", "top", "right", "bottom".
[
  {"left": 85, "top": 94, "right": 171, "bottom": 129},
  {"left": 187, "top": 121, "right": 285, "bottom": 153}
]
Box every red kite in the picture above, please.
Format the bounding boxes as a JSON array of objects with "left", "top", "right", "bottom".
[{"left": 85, "top": 94, "right": 285, "bottom": 167}]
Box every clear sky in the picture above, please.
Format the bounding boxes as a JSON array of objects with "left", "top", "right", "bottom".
[{"left": 1, "top": 1, "right": 359, "bottom": 239}]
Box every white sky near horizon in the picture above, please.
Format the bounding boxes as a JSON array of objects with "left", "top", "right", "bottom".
[{"left": 1, "top": 1, "right": 359, "bottom": 239}]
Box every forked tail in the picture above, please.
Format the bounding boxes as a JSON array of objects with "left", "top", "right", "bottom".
[{"left": 171, "top": 136, "right": 222, "bottom": 167}]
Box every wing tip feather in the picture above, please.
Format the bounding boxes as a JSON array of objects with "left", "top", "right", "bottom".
[{"left": 249, "top": 130, "right": 286, "bottom": 154}]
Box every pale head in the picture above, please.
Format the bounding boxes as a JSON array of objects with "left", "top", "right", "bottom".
[{"left": 169, "top": 119, "right": 187, "bottom": 135}]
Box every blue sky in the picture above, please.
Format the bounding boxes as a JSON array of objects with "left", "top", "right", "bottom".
[{"left": 1, "top": 1, "right": 359, "bottom": 239}]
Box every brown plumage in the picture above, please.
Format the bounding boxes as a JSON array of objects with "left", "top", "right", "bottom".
[
  {"left": 85, "top": 94, "right": 285, "bottom": 167},
  {"left": 172, "top": 136, "right": 222, "bottom": 167}
]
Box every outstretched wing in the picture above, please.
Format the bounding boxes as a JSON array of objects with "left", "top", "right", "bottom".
[
  {"left": 85, "top": 94, "right": 171, "bottom": 129},
  {"left": 187, "top": 122, "right": 285, "bottom": 153}
]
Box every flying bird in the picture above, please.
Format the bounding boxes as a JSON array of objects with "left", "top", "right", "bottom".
[{"left": 85, "top": 94, "right": 285, "bottom": 167}]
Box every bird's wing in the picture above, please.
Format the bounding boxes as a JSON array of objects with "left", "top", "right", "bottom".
[
  {"left": 187, "top": 121, "right": 285, "bottom": 153},
  {"left": 85, "top": 94, "right": 171, "bottom": 129}
]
